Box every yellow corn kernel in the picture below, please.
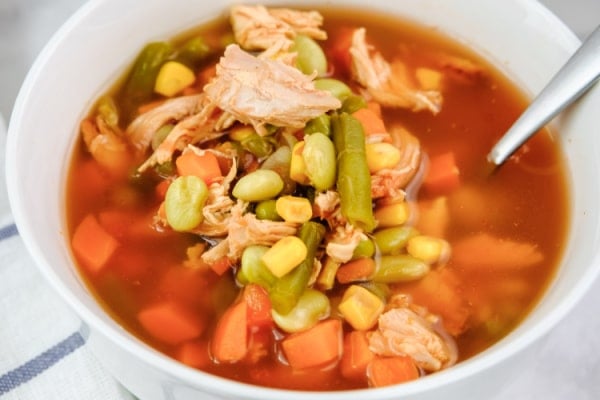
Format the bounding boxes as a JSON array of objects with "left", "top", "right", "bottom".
[
  {"left": 154, "top": 61, "right": 196, "bottom": 97},
  {"left": 289, "top": 141, "right": 309, "bottom": 184},
  {"left": 416, "top": 67, "right": 443, "bottom": 91},
  {"left": 406, "top": 235, "right": 451, "bottom": 264},
  {"left": 261, "top": 236, "right": 308, "bottom": 278},
  {"left": 338, "top": 285, "right": 384, "bottom": 330},
  {"left": 374, "top": 202, "right": 410, "bottom": 228},
  {"left": 365, "top": 142, "right": 402, "bottom": 173},
  {"left": 228, "top": 125, "right": 255, "bottom": 142},
  {"left": 275, "top": 195, "right": 313, "bottom": 223}
]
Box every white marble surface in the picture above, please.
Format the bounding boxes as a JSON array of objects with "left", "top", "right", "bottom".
[{"left": 0, "top": 0, "right": 599, "bottom": 399}]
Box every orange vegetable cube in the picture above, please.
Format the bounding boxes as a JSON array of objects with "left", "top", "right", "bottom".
[
  {"left": 281, "top": 319, "right": 343, "bottom": 370},
  {"left": 71, "top": 214, "right": 119, "bottom": 273},
  {"left": 137, "top": 301, "right": 205, "bottom": 345}
]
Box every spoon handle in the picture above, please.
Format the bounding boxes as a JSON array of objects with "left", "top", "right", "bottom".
[{"left": 488, "top": 25, "right": 600, "bottom": 165}]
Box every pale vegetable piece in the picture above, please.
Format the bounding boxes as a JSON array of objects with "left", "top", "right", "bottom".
[
  {"left": 232, "top": 169, "right": 284, "bottom": 202},
  {"left": 165, "top": 175, "right": 209, "bottom": 231},
  {"left": 154, "top": 61, "right": 196, "bottom": 97},
  {"left": 365, "top": 142, "right": 402, "bottom": 173},
  {"left": 289, "top": 141, "right": 309, "bottom": 184},
  {"left": 338, "top": 285, "right": 384, "bottom": 330},
  {"left": 406, "top": 235, "right": 451, "bottom": 264},
  {"left": 261, "top": 236, "right": 308, "bottom": 277},
  {"left": 275, "top": 196, "right": 313, "bottom": 223},
  {"left": 303, "top": 132, "right": 336, "bottom": 190},
  {"left": 292, "top": 34, "right": 328, "bottom": 76},
  {"left": 374, "top": 202, "right": 410, "bottom": 228},
  {"left": 272, "top": 288, "right": 330, "bottom": 333}
]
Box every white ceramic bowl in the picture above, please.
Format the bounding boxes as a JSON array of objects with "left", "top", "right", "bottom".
[{"left": 6, "top": 0, "right": 600, "bottom": 399}]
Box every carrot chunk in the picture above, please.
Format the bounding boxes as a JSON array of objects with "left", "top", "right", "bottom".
[
  {"left": 72, "top": 214, "right": 119, "bottom": 273},
  {"left": 336, "top": 258, "right": 376, "bottom": 284},
  {"left": 176, "top": 150, "right": 222, "bottom": 185},
  {"left": 353, "top": 107, "right": 387, "bottom": 136},
  {"left": 210, "top": 300, "right": 249, "bottom": 363},
  {"left": 177, "top": 340, "right": 210, "bottom": 369},
  {"left": 137, "top": 301, "right": 205, "bottom": 345},
  {"left": 367, "top": 356, "right": 420, "bottom": 387},
  {"left": 340, "top": 330, "right": 375, "bottom": 382},
  {"left": 281, "top": 319, "right": 343, "bottom": 370},
  {"left": 243, "top": 284, "right": 273, "bottom": 329},
  {"left": 422, "top": 152, "right": 460, "bottom": 194}
]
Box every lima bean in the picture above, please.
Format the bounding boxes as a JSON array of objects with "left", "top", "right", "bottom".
[
  {"left": 303, "top": 132, "right": 336, "bottom": 191},
  {"left": 271, "top": 288, "right": 330, "bottom": 333},
  {"left": 165, "top": 175, "right": 208, "bottom": 231},
  {"left": 232, "top": 169, "right": 284, "bottom": 202},
  {"left": 373, "top": 226, "right": 420, "bottom": 255},
  {"left": 239, "top": 245, "right": 277, "bottom": 288},
  {"left": 371, "top": 254, "right": 430, "bottom": 283},
  {"left": 292, "top": 35, "right": 327, "bottom": 76}
]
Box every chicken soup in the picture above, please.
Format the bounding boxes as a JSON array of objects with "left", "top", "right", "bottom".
[{"left": 66, "top": 5, "right": 569, "bottom": 390}]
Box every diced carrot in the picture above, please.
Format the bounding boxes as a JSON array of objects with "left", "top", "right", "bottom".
[
  {"left": 137, "top": 300, "right": 205, "bottom": 345},
  {"left": 243, "top": 284, "right": 273, "bottom": 329},
  {"left": 177, "top": 340, "right": 210, "bottom": 369},
  {"left": 452, "top": 232, "right": 544, "bottom": 271},
  {"left": 340, "top": 331, "right": 375, "bottom": 382},
  {"left": 367, "top": 356, "right": 420, "bottom": 387},
  {"left": 336, "top": 258, "right": 376, "bottom": 284},
  {"left": 211, "top": 300, "right": 249, "bottom": 363},
  {"left": 367, "top": 101, "right": 382, "bottom": 118},
  {"left": 422, "top": 152, "right": 460, "bottom": 194},
  {"left": 155, "top": 179, "right": 171, "bottom": 200},
  {"left": 158, "top": 266, "right": 211, "bottom": 308},
  {"left": 137, "top": 99, "right": 166, "bottom": 115},
  {"left": 329, "top": 27, "right": 354, "bottom": 77},
  {"left": 176, "top": 150, "right": 222, "bottom": 185},
  {"left": 72, "top": 214, "right": 119, "bottom": 273},
  {"left": 353, "top": 107, "right": 387, "bottom": 137},
  {"left": 209, "top": 256, "right": 233, "bottom": 276},
  {"left": 281, "top": 319, "right": 343, "bottom": 370}
]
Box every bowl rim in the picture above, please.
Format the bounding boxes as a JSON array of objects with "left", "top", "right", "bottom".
[{"left": 6, "top": 0, "right": 594, "bottom": 398}]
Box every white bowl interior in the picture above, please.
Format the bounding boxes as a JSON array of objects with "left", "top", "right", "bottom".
[{"left": 6, "top": 0, "right": 600, "bottom": 399}]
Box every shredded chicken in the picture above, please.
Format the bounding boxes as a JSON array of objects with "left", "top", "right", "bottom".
[
  {"left": 81, "top": 116, "right": 131, "bottom": 175},
  {"left": 313, "top": 190, "right": 340, "bottom": 223},
  {"left": 126, "top": 94, "right": 205, "bottom": 155},
  {"left": 326, "top": 223, "right": 365, "bottom": 264},
  {"left": 371, "top": 125, "right": 422, "bottom": 199},
  {"left": 201, "top": 201, "right": 299, "bottom": 264},
  {"left": 230, "top": 5, "right": 326, "bottom": 53},
  {"left": 350, "top": 28, "right": 442, "bottom": 113},
  {"left": 203, "top": 45, "right": 341, "bottom": 136},
  {"left": 368, "top": 295, "right": 457, "bottom": 372}
]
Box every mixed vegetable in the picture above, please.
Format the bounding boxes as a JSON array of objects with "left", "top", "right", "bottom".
[{"left": 70, "top": 4, "right": 556, "bottom": 389}]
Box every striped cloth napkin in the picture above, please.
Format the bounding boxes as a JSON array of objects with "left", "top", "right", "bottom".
[{"left": 0, "top": 114, "right": 135, "bottom": 399}]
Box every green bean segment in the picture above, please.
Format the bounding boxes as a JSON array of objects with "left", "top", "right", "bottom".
[
  {"left": 177, "top": 36, "right": 211, "bottom": 67},
  {"left": 269, "top": 222, "right": 326, "bottom": 314},
  {"left": 232, "top": 170, "right": 284, "bottom": 202},
  {"left": 341, "top": 94, "right": 368, "bottom": 114},
  {"left": 371, "top": 255, "right": 430, "bottom": 283},
  {"left": 165, "top": 175, "right": 209, "bottom": 231},
  {"left": 304, "top": 114, "right": 331, "bottom": 136},
  {"left": 271, "top": 288, "right": 330, "bottom": 333},
  {"left": 97, "top": 96, "right": 119, "bottom": 127},
  {"left": 303, "top": 132, "right": 336, "bottom": 191},
  {"left": 332, "top": 113, "right": 376, "bottom": 232},
  {"left": 239, "top": 245, "right": 277, "bottom": 288},
  {"left": 373, "top": 226, "right": 420, "bottom": 255},
  {"left": 292, "top": 34, "right": 328, "bottom": 76}
]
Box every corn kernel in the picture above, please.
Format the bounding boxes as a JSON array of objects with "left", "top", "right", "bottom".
[
  {"left": 289, "top": 141, "right": 309, "bottom": 184},
  {"left": 374, "top": 202, "right": 410, "bottom": 228},
  {"left": 407, "top": 235, "right": 450, "bottom": 264},
  {"left": 338, "top": 285, "right": 384, "bottom": 330},
  {"left": 365, "top": 142, "right": 402, "bottom": 173},
  {"left": 275, "top": 195, "right": 313, "bottom": 223},
  {"left": 261, "top": 236, "right": 308, "bottom": 278},
  {"left": 228, "top": 125, "right": 255, "bottom": 142},
  {"left": 416, "top": 67, "right": 443, "bottom": 91},
  {"left": 154, "top": 61, "right": 196, "bottom": 97}
]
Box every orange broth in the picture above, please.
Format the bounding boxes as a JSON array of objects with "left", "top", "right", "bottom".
[{"left": 66, "top": 7, "right": 569, "bottom": 391}]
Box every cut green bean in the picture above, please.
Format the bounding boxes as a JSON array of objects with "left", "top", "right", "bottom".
[
  {"left": 165, "top": 175, "right": 209, "bottom": 231},
  {"left": 373, "top": 226, "right": 420, "bottom": 255},
  {"left": 332, "top": 113, "right": 376, "bottom": 232},
  {"left": 232, "top": 169, "right": 284, "bottom": 202},
  {"left": 238, "top": 245, "right": 278, "bottom": 288},
  {"left": 371, "top": 254, "right": 430, "bottom": 283},
  {"left": 314, "top": 78, "right": 353, "bottom": 100},
  {"left": 271, "top": 288, "right": 330, "bottom": 333},
  {"left": 177, "top": 36, "right": 211, "bottom": 68},
  {"left": 304, "top": 114, "right": 331, "bottom": 136},
  {"left": 341, "top": 94, "right": 368, "bottom": 114},
  {"left": 241, "top": 133, "right": 274, "bottom": 158},
  {"left": 269, "top": 221, "right": 326, "bottom": 314},
  {"left": 292, "top": 34, "right": 327, "bottom": 76},
  {"left": 303, "top": 132, "right": 336, "bottom": 191},
  {"left": 255, "top": 200, "right": 282, "bottom": 221}
]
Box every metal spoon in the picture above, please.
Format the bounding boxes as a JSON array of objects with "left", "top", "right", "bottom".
[{"left": 488, "top": 25, "right": 600, "bottom": 166}]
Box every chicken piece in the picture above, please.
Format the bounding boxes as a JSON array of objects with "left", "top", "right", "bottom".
[
  {"left": 368, "top": 295, "right": 457, "bottom": 372},
  {"left": 201, "top": 201, "right": 299, "bottom": 265},
  {"left": 81, "top": 116, "right": 132, "bottom": 176},
  {"left": 371, "top": 125, "right": 422, "bottom": 199},
  {"left": 230, "top": 5, "right": 326, "bottom": 53},
  {"left": 203, "top": 45, "right": 341, "bottom": 136},
  {"left": 350, "top": 28, "right": 442, "bottom": 113},
  {"left": 313, "top": 190, "right": 341, "bottom": 223},
  {"left": 126, "top": 94, "right": 204, "bottom": 155},
  {"left": 137, "top": 100, "right": 228, "bottom": 172},
  {"left": 326, "top": 223, "right": 365, "bottom": 264}
]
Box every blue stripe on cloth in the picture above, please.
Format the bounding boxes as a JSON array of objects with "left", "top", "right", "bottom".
[
  {"left": 0, "top": 224, "right": 18, "bottom": 241},
  {"left": 0, "top": 332, "right": 85, "bottom": 395}
]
